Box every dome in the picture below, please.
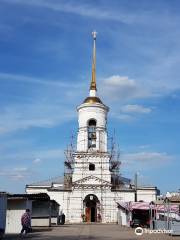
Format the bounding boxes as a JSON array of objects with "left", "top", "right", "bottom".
[{"left": 83, "top": 96, "right": 103, "bottom": 104}]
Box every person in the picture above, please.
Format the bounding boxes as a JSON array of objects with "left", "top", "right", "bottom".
[
  {"left": 97, "top": 213, "right": 102, "bottom": 222},
  {"left": 61, "top": 213, "right": 65, "bottom": 225},
  {"left": 20, "top": 209, "right": 31, "bottom": 235}
]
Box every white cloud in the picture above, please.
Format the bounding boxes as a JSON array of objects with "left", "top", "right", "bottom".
[
  {"left": 100, "top": 77, "right": 154, "bottom": 122},
  {"left": 34, "top": 149, "right": 64, "bottom": 160},
  {"left": 3, "top": 0, "right": 179, "bottom": 28},
  {"left": 122, "top": 151, "right": 173, "bottom": 163},
  {"left": 0, "top": 147, "right": 64, "bottom": 188},
  {"left": 0, "top": 0, "right": 144, "bottom": 24},
  {"left": 14, "top": 167, "right": 28, "bottom": 171},
  {"left": 100, "top": 75, "right": 151, "bottom": 101},
  {"left": 0, "top": 167, "right": 32, "bottom": 180},
  {"left": 112, "top": 113, "right": 133, "bottom": 122},
  {"left": 0, "top": 148, "right": 64, "bottom": 181},
  {"left": 105, "top": 75, "right": 135, "bottom": 86},
  {"left": 0, "top": 73, "right": 153, "bottom": 131},
  {"left": 0, "top": 72, "right": 72, "bottom": 88},
  {"left": 0, "top": 103, "right": 74, "bottom": 134},
  {"left": 120, "top": 151, "right": 174, "bottom": 174},
  {"left": 0, "top": 148, "right": 64, "bottom": 162},
  {"left": 138, "top": 145, "right": 151, "bottom": 149},
  {"left": 121, "top": 104, "right": 152, "bottom": 114},
  {"left": 0, "top": 72, "right": 80, "bottom": 134},
  {"left": 33, "top": 158, "right": 41, "bottom": 164}
]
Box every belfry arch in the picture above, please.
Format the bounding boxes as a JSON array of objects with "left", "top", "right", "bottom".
[{"left": 87, "top": 119, "right": 97, "bottom": 149}]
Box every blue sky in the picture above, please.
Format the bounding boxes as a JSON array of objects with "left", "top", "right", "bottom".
[{"left": 0, "top": 0, "right": 180, "bottom": 194}]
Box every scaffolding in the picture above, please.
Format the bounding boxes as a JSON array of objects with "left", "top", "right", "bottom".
[
  {"left": 108, "top": 136, "right": 123, "bottom": 190},
  {"left": 62, "top": 129, "right": 127, "bottom": 223},
  {"left": 63, "top": 134, "right": 123, "bottom": 189}
]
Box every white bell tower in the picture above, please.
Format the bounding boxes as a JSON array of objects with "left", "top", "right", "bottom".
[
  {"left": 77, "top": 102, "right": 109, "bottom": 153},
  {"left": 77, "top": 31, "right": 109, "bottom": 153},
  {"left": 72, "top": 32, "right": 111, "bottom": 184}
]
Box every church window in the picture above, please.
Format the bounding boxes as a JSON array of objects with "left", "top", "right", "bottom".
[
  {"left": 89, "top": 163, "right": 95, "bottom": 171},
  {"left": 88, "top": 119, "right": 96, "bottom": 148}
]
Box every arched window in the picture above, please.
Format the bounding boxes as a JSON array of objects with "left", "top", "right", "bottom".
[
  {"left": 88, "top": 119, "right": 96, "bottom": 126},
  {"left": 89, "top": 163, "right": 95, "bottom": 171},
  {"left": 88, "top": 119, "right": 96, "bottom": 148}
]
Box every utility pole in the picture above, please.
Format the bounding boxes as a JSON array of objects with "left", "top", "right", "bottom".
[{"left": 134, "top": 172, "right": 138, "bottom": 202}]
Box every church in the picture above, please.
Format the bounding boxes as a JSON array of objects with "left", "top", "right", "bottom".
[{"left": 26, "top": 32, "right": 158, "bottom": 223}]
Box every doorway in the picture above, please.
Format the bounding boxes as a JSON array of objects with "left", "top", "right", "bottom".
[
  {"left": 91, "top": 206, "right": 96, "bottom": 222},
  {"left": 84, "top": 194, "right": 99, "bottom": 223}
]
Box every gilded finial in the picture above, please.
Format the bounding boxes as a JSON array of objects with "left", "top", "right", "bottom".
[{"left": 90, "top": 31, "right": 97, "bottom": 91}]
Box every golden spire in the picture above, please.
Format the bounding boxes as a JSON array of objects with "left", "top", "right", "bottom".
[{"left": 90, "top": 31, "right": 97, "bottom": 91}]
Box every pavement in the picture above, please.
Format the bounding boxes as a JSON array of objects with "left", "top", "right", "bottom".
[{"left": 4, "top": 224, "right": 180, "bottom": 240}]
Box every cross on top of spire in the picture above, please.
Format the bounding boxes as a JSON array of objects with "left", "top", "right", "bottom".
[{"left": 92, "top": 31, "right": 97, "bottom": 39}]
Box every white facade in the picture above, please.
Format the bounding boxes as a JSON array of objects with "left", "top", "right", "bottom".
[
  {"left": 26, "top": 33, "right": 158, "bottom": 223},
  {"left": 136, "top": 188, "right": 157, "bottom": 202}
]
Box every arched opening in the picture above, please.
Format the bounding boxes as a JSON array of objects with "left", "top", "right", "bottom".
[
  {"left": 88, "top": 119, "right": 96, "bottom": 126},
  {"left": 88, "top": 119, "right": 96, "bottom": 149},
  {"left": 89, "top": 163, "right": 95, "bottom": 171},
  {"left": 83, "top": 194, "right": 100, "bottom": 222}
]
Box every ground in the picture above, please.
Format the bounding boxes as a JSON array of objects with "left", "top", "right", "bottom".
[{"left": 4, "top": 224, "right": 179, "bottom": 240}]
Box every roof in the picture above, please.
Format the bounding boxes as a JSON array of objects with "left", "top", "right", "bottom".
[
  {"left": 49, "top": 185, "right": 65, "bottom": 191},
  {"left": 27, "top": 176, "right": 64, "bottom": 187},
  {"left": 119, "top": 176, "right": 131, "bottom": 184},
  {"left": 8, "top": 193, "right": 50, "bottom": 200},
  {"left": 136, "top": 186, "right": 158, "bottom": 190},
  {"left": 83, "top": 96, "right": 103, "bottom": 104},
  {"left": 116, "top": 201, "right": 151, "bottom": 211},
  {"left": 167, "top": 196, "right": 180, "bottom": 203},
  {"left": 48, "top": 188, "right": 72, "bottom": 192},
  {"left": 111, "top": 188, "right": 135, "bottom": 192},
  {"left": 154, "top": 200, "right": 164, "bottom": 205},
  {"left": 0, "top": 192, "right": 7, "bottom": 195},
  {"left": 7, "top": 193, "right": 60, "bottom": 206},
  {"left": 117, "top": 201, "right": 180, "bottom": 213}
]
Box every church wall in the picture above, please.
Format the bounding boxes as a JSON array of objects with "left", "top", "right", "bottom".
[
  {"left": 26, "top": 187, "right": 157, "bottom": 223},
  {"left": 26, "top": 186, "right": 136, "bottom": 223},
  {"left": 55, "top": 189, "right": 135, "bottom": 223},
  {"left": 46, "top": 191, "right": 71, "bottom": 218},
  {"left": 136, "top": 189, "right": 157, "bottom": 202},
  {"left": 26, "top": 187, "right": 48, "bottom": 194}
]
